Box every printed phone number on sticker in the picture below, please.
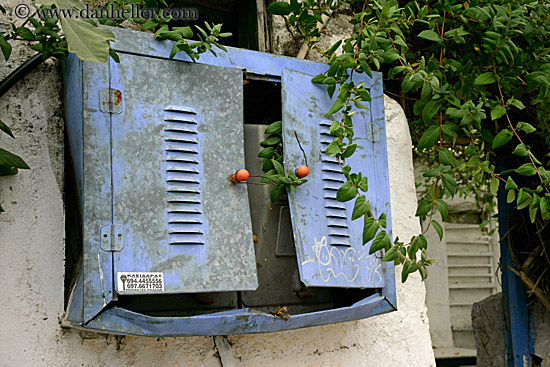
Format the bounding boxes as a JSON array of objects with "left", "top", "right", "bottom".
[
  {"left": 117, "top": 272, "right": 165, "bottom": 292},
  {"left": 125, "top": 281, "right": 162, "bottom": 290}
]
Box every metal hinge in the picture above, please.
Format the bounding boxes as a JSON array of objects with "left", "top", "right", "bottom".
[
  {"left": 99, "top": 88, "right": 123, "bottom": 114},
  {"left": 100, "top": 224, "right": 125, "bottom": 252}
]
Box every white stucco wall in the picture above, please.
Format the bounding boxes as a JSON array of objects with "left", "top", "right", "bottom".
[{"left": 0, "top": 3, "right": 434, "bottom": 366}]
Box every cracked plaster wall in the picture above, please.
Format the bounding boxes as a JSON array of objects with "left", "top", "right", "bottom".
[{"left": 0, "top": 2, "right": 435, "bottom": 366}]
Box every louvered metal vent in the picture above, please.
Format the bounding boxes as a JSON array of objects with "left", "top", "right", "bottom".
[
  {"left": 163, "top": 105, "right": 205, "bottom": 245},
  {"left": 319, "top": 120, "right": 350, "bottom": 247}
]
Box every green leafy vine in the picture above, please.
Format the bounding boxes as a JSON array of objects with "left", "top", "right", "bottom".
[{"left": 269, "top": 0, "right": 550, "bottom": 289}]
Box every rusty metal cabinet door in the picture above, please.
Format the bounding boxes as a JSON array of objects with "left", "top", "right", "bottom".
[{"left": 108, "top": 53, "right": 258, "bottom": 294}]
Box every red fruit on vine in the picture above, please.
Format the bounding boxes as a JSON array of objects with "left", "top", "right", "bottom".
[
  {"left": 230, "top": 169, "right": 250, "bottom": 183},
  {"left": 296, "top": 165, "right": 309, "bottom": 178}
]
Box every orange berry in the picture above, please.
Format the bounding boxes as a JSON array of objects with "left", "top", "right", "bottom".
[
  {"left": 296, "top": 165, "right": 309, "bottom": 178},
  {"left": 234, "top": 169, "right": 250, "bottom": 182}
]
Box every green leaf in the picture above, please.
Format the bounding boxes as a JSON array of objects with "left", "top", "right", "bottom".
[
  {"left": 158, "top": 31, "right": 184, "bottom": 42},
  {"left": 541, "top": 196, "right": 550, "bottom": 220},
  {"left": 474, "top": 72, "right": 497, "bottom": 85},
  {"left": 263, "top": 169, "right": 277, "bottom": 178},
  {"left": 439, "top": 149, "right": 455, "bottom": 166},
  {"left": 195, "top": 25, "right": 208, "bottom": 38},
  {"left": 517, "top": 189, "right": 531, "bottom": 210},
  {"left": 169, "top": 45, "right": 179, "bottom": 59},
  {"left": 329, "top": 121, "right": 343, "bottom": 138},
  {"left": 358, "top": 177, "right": 368, "bottom": 192},
  {"left": 260, "top": 135, "right": 281, "bottom": 147},
  {"left": 505, "top": 176, "right": 518, "bottom": 190},
  {"left": 422, "top": 99, "right": 440, "bottom": 122},
  {"left": 336, "top": 181, "right": 357, "bottom": 202},
  {"left": 364, "top": 217, "right": 378, "bottom": 246},
  {"left": 491, "top": 105, "right": 506, "bottom": 120},
  {"left": 352, "top": 196, "right": 370, "bottom": 220},
  {"left": 507, "top": 189, "right": 516, "bottom": 203},
  {"left": 262, "top": 158, "right": 273, "bottom": 171},
  {"left": 0, "top": 33, "right": 12, "bottom": 61},
  {"left": 327, "top": 84, "right": 336, "bottom": 99},
  {"left": 353, "top": 99, "right": 369, "bottom": 109},
  {"left": 258, "top": 147, "right": 275, "bottom": 158},
  {"left": 516, "top": 163, "right": 537, "bottom": 176},
  {"left": 423, "top": 169, "right": 440, "bottom": 178},
  {"left": 265, "top": 121, "right": 282, "bottom": 135},
  {"left": 271, "top": 183, "right": 285, "bottom": 203},
  {"left": 311, "top": 74, "right": 326, "bottom": 84},
  {"left": 174, "top": 26, "right": 193, "bottom": 38},
  {"left": 326, "top": 40, "right": 342, "bottom": 56},
  {"left": 378, "top": 213, "right": 387, "bottom": 229},
  {"left": 419, "top": 266, "right": 428, "bottom": 281},
  {"left": 370, "top": 231, "right": 391, "bottom": 254},
  {"left": 530, "top": 153, "right": 542, "bottom": 165},
  {"left": 490, "top": 176, "right": 499, "bottom": 195},
  {"left": 416, "top": 199, "right": 432, "bottom": 217},
  {"left": 141, "top": 19, "right": 159, "bottom": 31},
  {"left": 342, "top": 144, "right": 357, "bottom": 158},
  {"left": 442, "top": 174, "right": 457, "bottom": 197},
  {"left": 435, "top": 199, "right": 448, "bottom": 221},
  {"left": 327, "top": 98, "right": 346, "bottom": 116},
  {"left": 509, "top": 99, "right": 525, "bottom": 110},
  {"left": 0, "top": 120, "right": 14, "bottom": 138},
  {"left": 267, "top": 1, "right": 291, "bottom": 15},
  {"left": 0, "top": 148, "right": 29, "bottom": 169},
  {"left": 402, "top": 261, "right": 410, "bottom": 283},
  {"left": 432, "top": 220, "right": 444, "bottom": 241},
  {"left": 517, "top": 122, "right": 536, "bottom": 134},
  {"left": 417, "top": 125, "right": 440, "bottom": 150},
  {"left": 418, "top": 235, "right": 428, "bottom": 250},
  {"left": 109, "top": 48, "right": 120, "bottom": 63},
  {"left": 290, "top": 0, "right": 300, "bottom": 12},
  {"left": 529, "top": 195, "right": 540, "bottom": 223},
  {"left": 512, "top": 144, "right": 529, "bottom": 157},
  {"left": 0, "top": 165, "right": 18, "bottom": 176},
  {"left": 271, "top": 159, "right": 284, "bottom": 175},
  {"left": 418, "top": 29, "right": 441, "bottom": 42},
  {"left": 382, "top": 245, "right": 399, "bottom": 261},
  {"left": 325, "top": 140, "right": 340, "bottom": 156},
  {"left": 60, "top": 19, "right": 116, "bottom": 63},
  {"left": 492, "top": 129, "right": 513, "bottom": 149}
]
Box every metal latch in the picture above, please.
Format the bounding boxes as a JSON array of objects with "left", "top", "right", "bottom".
[
  {"left": 100, "top": 224, "right": 125, "bottom": 252},
  {"left": 99, "top": 88, "right": 123, "bottom": 114}
]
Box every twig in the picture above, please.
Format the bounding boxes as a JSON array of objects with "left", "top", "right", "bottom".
[
  {"left": 521, "top": 244, "right": 542, "bottom": 272},
  {"left": 384, "top": 89, "right": 418, "bottom": 101},
  {"left": 296, "top": 14, "right": 331, "bottom": 59},
  {"left": 438, "top": 11, "right": 446, "bottom": 154},
  {"left": 294, "top": 131, "right": 308, "bottom": 167},
  {"left": 283, "top": 16, "right": 302, "bottom": 50},
  {"left": 507, "top": 265, "right": 550, "bottom": 311}
]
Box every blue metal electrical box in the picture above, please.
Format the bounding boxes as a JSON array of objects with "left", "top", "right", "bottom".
[{"left": 62, "top": 26, "right": 396, "bottom": 336}]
